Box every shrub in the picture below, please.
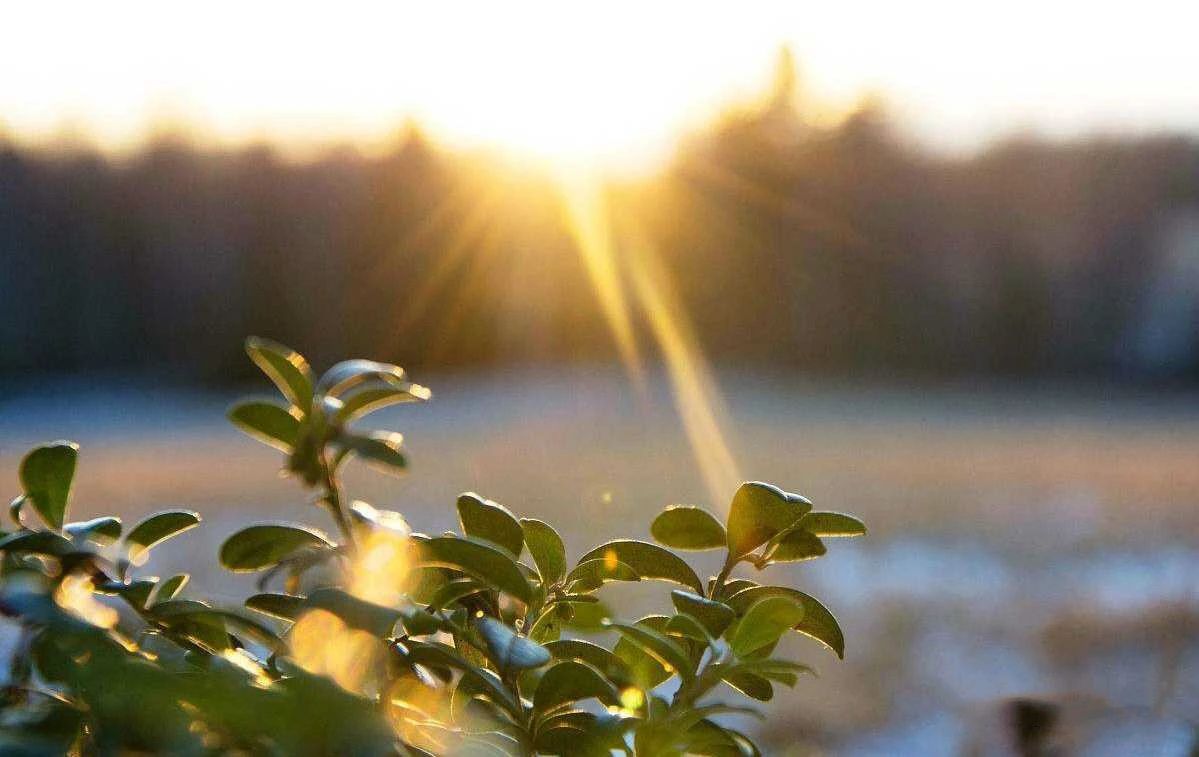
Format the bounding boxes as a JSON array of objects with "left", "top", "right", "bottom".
[{"left": 0, "top": 337, "right": 865, "bottom": 755}]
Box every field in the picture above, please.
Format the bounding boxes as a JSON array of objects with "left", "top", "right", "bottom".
[{"left": 3, "top": 370, "right": 1198, "bottom": 754}]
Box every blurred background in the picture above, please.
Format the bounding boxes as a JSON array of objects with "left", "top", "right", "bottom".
[{"left": 2, "top": 1, "right": 1198, "bottom": 753}]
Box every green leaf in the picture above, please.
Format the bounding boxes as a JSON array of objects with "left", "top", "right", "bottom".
[
  {"left": 534, "top": 660, "right": 620, "bottom": 713},
  {"left": 670, "top": 590, "right": 735, "bottom": 637},
  {"left": 219, "top": 523, "right": 334, "bottom": 572},
  {"left": 457, "top": 493, "right": 523, "bottom": 557},
  {"left": 228, "top": 401, "right": 301, "bottom": 452},
  {"left": 799, "top": 511, "right": 866, "bottom": 538},
  {"left": 245, "top": 336, "right": 314, "bottom": 412},
  {"left": 731, "top": 596, "right": 805, "bottom": 657},
  {"left": 520, "top": 518, "right": 567, "bottom": 585},
  {"left": 762, "top": 528, "right": 826, "bottom": 564},
  {"left": 425, "top": 577, "right": 488, "bottom": 611},
  {"left": 400, "top": 607, "right": 443, "bottom": 636},
  {"left": 475, "top": 616, "right": 550, "bottom": 672},
  {"left": 124, "top": 509, "right": 201, "bottom": 561},
  {"left": 665, "top": 613, "right": 717, "bottom": 646},
  {"left": 724, "top": 586, "right": 845, "bottom": 659},
  {"left": 401, "top": 641, "right": 520, "bottom": 715},
  {"left": 565, "top": 558, "right": 639, "bottom": 591},
  {"left": 651, "top": 506, "right": 726, "bottom": 550},
  {"left": 577, "top": 540, "right": 703, "bottom": 594},
  {"left": 97, "top": 578, "right": 158, "bottom": 610},
  {"left": 64, "top": 516, "right": 121, "bottom": 544},
  {"left": 607, "top": 618, "right": 694, "bottom": 683},
  {"left": 543, "top": 639, "right": 634, "bottom": 688},
  {"left": 149, "top": 574, "right": 189, "bottom": 605},
  {"left": 317, "top": 359, "right": 409, "bottom": 398},
  {"left": 720, "top": 670, "right": 774, "bottom": 702},
  {"left": 0, "top": 530, "right": 77, "bottom": 557},
  {"left": 348, "top": 500, "right": 410, "bottom": 534},
  {"left": 341, "top": 431, "right": 407, "bottom": 475},
  {"left": 245, "top": 592, "right": 305, "bottom": 621},
  {"left": 19, "top": 442, "right": 78, "bottom": 529},
  {"left": 305, "top": 587, "right": 400, "bottom": 637},
  {"left": 418, "top": 536, "right": 533, "bottom": 603},
  {"left": 725, "top": 482, "right": 810, "bottom": 558},
  {"left": 336, "top": 383, "right": 431, "bottom": 422}
]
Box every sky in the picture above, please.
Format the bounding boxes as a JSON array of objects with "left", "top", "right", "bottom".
[{"left": 4, "top": 0, "right": 1198, "bottom": 170}]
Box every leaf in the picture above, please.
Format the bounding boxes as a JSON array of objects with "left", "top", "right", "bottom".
[
  {"left": 149, "top": 574, "right": 189, "bottom": 605},
  {"left": 0, "top": 530, "right": 76, "bottom": 558},
  {"left": 543, "top": 639, "right": 634, "bottom": 688},
  {"left": 457, "top": 493, "right": 524, "bottom": 557},
  {"left": 565, "top": 558, "right": 639, "bottom": 591},
  {"left": 607, "top": 618, "right": 694, "bottom": 683},
  {"left": 521, "top": 518, "right": 567, "bottom": 585},
  {"left": 670, "top": 590, "right": 735, "bottom": 637},
  {"left": 402, "top": 641, "right": 520, "bottom": 714},
  {"left": 317, "top": 359, "right": 408, "bottom": 398},
  {"left": 799, "top": 511, "right": 866, "bottom": 538},
  {"left": 19, "top": 442, "right": 78, "bottom": 529},
  {"left": 475, "top": 616, "right": 550, "bottom": 672},
  {"left": 425, "top": 577, "right": 488, "bottom": 611},
  {"left": 762, "top": 528, "right": 826, "bottom": 564},
  {"left": 336, "top": 383, "right": 432, "bottom": 422},
  {"left": 64, "top": 516, "right": 122, "bottom": 544},
  {"left": 228, "top": 401, "right": 301, "bottom": 452},
  {"left": 665, "top": 613, "right": 717, "bottom": 646},
  {"left": 341, "top": 431, "right": 407, "bottom": 475},
  {"left": 125, "top": 510, "right": 201, "bottom": 561},
  {"left": 348, "top": 500, "right": 410, "bottom": 534},
  {"left": 577, "top": 540, "right": 703, "bottom": 593},
  {"left": 721, "top": 670, "right": 774, "bottom": 701},
  {"left": 731, "top": 596, "right": 805, "bottom": 657},
  {"left": 245, "top": 336, "right": 314, "bottom": 412},
  {"left": 219, "top": 523, "right": 335, "bottom": 572},
  {"left": 651, "top": 506, "right": 726, "bottom": 550},
  {"left": 534, "top": 660, "right": 620, "bottom": 713},
  {"left": 725, "top": 482, "right": 810, "bottom": 558},
  {"left": 418, "top": 536, "right": 534, "bottom": 603},
  {"left": 305, "top": 587, "right": 400, "bottom": 637},
  {"left": 245, "top": 592, "right": 305, "bottom": 621},
  {"left": 724, "top": 586, "right": 845, "bottom": 659},
  {"left": 97, "top": 578, "right": 158, "bottom": 610}
]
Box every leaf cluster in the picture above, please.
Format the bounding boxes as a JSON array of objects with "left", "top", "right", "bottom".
[{"left": 0, "top": 338, "right": 864, "bottom": 755}]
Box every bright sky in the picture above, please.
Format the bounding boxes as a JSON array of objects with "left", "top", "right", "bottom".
[{"left": 4, "top": 0, "right": 1198, "bottom": 169}]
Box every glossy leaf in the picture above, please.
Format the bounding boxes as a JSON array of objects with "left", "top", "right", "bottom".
[
  {"left": 725, "top": 585, "right": 845, "bottom": 659},
  {"left": 19, "top": 442, "right": 78, "bottom": 529},
  {"left": 534, "top": 660, "right": 620, "bottom": 713},
  {"left": 149, "top": 574, "right": 189, "bottom": 605},
  {"left": 543, "top": 639, "right": 634, "bottom": 688},
  {"left": 245, "top": 592, "right": 305, "bottom": 621},
  {"left": 457, "top": 493, "right": 523, "bottom": 557},
  {"left": 651, "top": 506, "right": 726, "bottom": 550},
  {"left": 607, "top": 617, "right": 694, "bottom": 683},
  {"left": 577, "top": 540, "right": 703, "bottom": 593},
  {"left": 125, "top": 510, "right": 201, "bottom": 561},
  {"left": 245, "top": 336, "right": 314, "bottom": 412},
  {"left": 64, "top": 516, "right": 122, "bottom": 544},
  {"left": 565, "top": 557, "right": 639, "bottom": 591},
  {"left": 305, "top": 587, "right": 400, "bottom": 637},
  {"left": 317, "top": 359, "right": 408, "bottom": 398},
  {"left": 799, "top": 511, "right": 867, "bottom": 538},
  {"left": 721, "top": 670, "right": 774, "bottom": 701},
  {"left": 762, "top": 527, "right": 826, "bottom": 563},
  {"left": 0, "top": 530, "right": 79, "bottom": 558},
  {"left": 475, "top": 616, "right": 550, "bottom": 672},
  {"left": 228, "top": 401, "right": 301, "bottom": 452},
  {"left": 418, "top": 537, "right": 533, "bottom": 603},
  {"left": 336, "top": 383, "right": 431, "bottom": 422},
  {"left": 341, "top": 431, "right": 407, "bottom": 474},
  {"left": 670, "top": 590, "right": 735, "bottom": 637},
  {"left": 725, "top": 482, "right": 810, "bottom": 558},
  {"left": 520, "top": 518, "right": 566, "bottom": 585},
  {"left": 731, "top": 596, "right": 805, "bottom": 657},
  {"left": 219, "top": 523, "right": 334, "bottom": 572}
]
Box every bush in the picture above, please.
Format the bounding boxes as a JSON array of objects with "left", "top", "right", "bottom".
[{"left": 0, "top": 337, "right": 865, "bottom": 755}]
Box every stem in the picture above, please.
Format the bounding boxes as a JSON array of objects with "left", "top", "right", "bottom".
[
  {"left": 710, "top": 554, "right": 738, "bottom": 599},
  {"left": 318, "top": 449, "right": 357, "bottom": 553}
]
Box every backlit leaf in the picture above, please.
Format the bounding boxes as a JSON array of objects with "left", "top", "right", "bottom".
[
  {"left": 670, "top": 590, "right": 735, "bottom": 637},
  {"left": 725, "top": 585, "right": 845, "bottom": 659},
  {"left": 731, "top": 596, "right": 805, "bottom": 657},
  {"left": 725, "top": 482, "right": 810, "bottom": 558},
  {"left": 219, "top": 523, "right": 334, "bottom": 572},
  {"left": 520, "top": 518, "right": 566, "bottom": 585},
  {"left": 651, "top": 506, "right": 726, "bottom": 550},
  {"left": 577, "top": 540, "right": 703, "bottom": 593},
  {"left": 19, "top": 442, "right": 78, "bottom": 529},
  {"left": 533, "top": 660, "right": 620, "bottom": 713},
  {"left": 457, "top": 493, "right": 523, "bottom": 557},
  {"left": 798, "top": 511, "right": 866, "bottom": 538},
  {"left": 245, "top": 336, "right": 314, "bottom": 412},
  {"left": 228, "top": 401, "right": 301, "bottom": 452},
  {"left": 125, "top": 510, "right": 201, "bottom": 561},
  {"left": 418, "top": 536, "right": 533, "bottom": 603}
]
